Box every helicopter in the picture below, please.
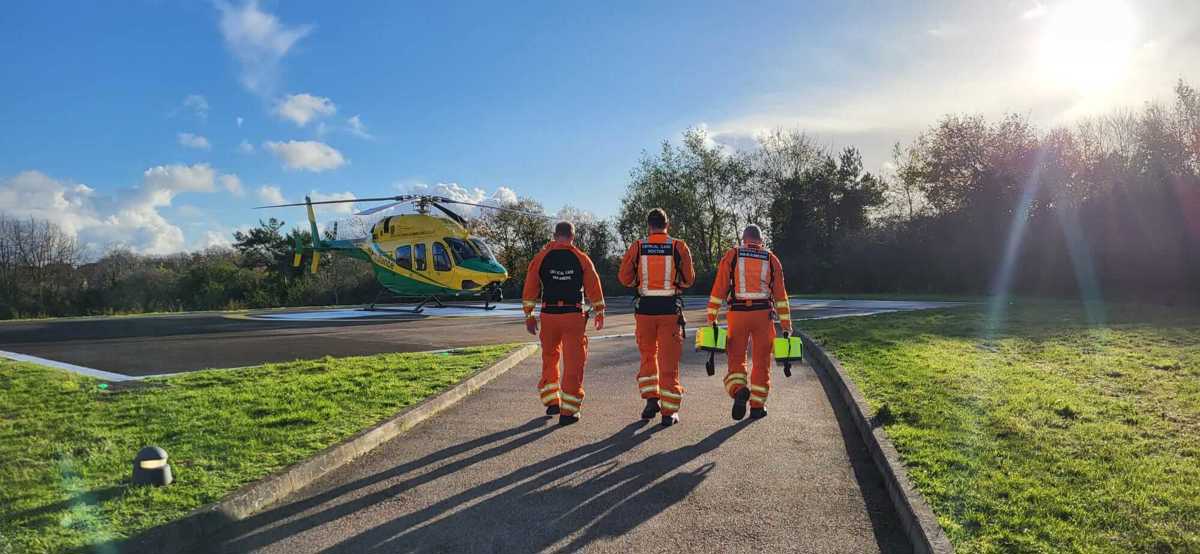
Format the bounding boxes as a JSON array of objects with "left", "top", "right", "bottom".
[{"left": 257, "top": 194, "right": 533, "bottom": 312}]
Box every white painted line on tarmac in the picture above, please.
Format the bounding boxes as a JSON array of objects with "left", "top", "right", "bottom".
[{"left": 0, "top": 350, "right": 138, "bottom": 382}]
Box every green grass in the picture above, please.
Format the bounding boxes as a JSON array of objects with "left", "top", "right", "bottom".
[
  {"left": 803, "top": 301, "right": 1200, "bottom": 553},
  {"left": 0, "top": 345, "right": 519, "bottom": 553}
]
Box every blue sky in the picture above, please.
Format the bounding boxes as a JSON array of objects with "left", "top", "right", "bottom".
[{"left": 2, "top": 1, "right": 1197, "bottom": 254}]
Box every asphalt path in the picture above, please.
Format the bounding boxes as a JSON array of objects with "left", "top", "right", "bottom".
[
  {"left": 0, "top": 298, "right": 956, "bottom": 377},
  {"left": 213, "top": 338, "right": 911, "bottom": 553}
]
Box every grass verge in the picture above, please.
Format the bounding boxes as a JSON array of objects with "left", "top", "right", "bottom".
[
  {"left": 0, "top": 345, "right": 519, "bottom": 553},
  {"left": 803, "top": 301, "right": 1200, "bottom": 553}
]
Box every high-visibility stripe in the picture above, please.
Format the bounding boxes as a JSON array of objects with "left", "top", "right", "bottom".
[
  {"left": 639, "top": 385, "right": 658, "bottom": 394},
  {"left": 522, "top": 300, "right": 536, "bottom": 307},
  {"left": 750, "top": 384, "right": 769, "bottom": 394},
  {"left": 561, "top": 392, "right": 582, "bottom": 404},
  {"left": 737, "top": 253, "right": 747, "bottom": 298},
  {"left": 541, "top": 383, "right": 559, "bottom": 393},
  {"left": 658, "top": 389, "right": 682, "bottom": 400},
  {"left": 541, "top": 392, "right": 559, "bottom": 404},
  {"left": 661, "top": 401, "right": 680, "bottom": 411},
  {"left": 750, "top": 394, "right": 767, "bottom": 404},
  {"left": 778, "top": 314, "right": 792, "bottom": 321},
  {"left": 709, "top": 295, "right": 724, "bottom": 305},
  {"left": 662, "top": 240, "right": 673, "bottom": 291},
  {"left": 759, "top": 258, "right": 769, "bottom": 292},
  {"left": 724, "top": 372, "right": 747, "bottom": 382},
  {"left": 774, "top": 300, "right": 790, "bottom": 308},
  {"left": 638, "top": 375, "right": 658, "bottom": 383}
]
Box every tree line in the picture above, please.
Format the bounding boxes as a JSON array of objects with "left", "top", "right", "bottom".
[{"left": 2, "top": 80, "right": 1196, "bottom": 318}]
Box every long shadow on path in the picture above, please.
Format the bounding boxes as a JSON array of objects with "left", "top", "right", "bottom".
[
  {"left": 218, "top": 417, "right": 556, "bottom": 552},
  {"left": 322, "top": 421, "right": 753, "bottom": 553}
]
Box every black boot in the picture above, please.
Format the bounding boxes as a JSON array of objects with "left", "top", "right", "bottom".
[
  {"left": 641, "top": 398, "right": 661, "bottom": 420},
  {"left": 732, "top": 387, "right": 750, "bottom": 421},
  {"left": 558, "top": 413, "right": 580, "bottom": 426},
  {"left": 661, "top": 413, "right": 679, "bottom": 427},
  {"left": 545, "top": 404, "right": 560, "bottom": 416},
  {"left": 750, "top": 407, "right": 768, "bottom": 419}
]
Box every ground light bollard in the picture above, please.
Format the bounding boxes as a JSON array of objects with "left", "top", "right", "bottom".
[
  {"left": 132, "top": 446, "right": 173, "bottom": 486},
  {"left": 695, "top": 322, "right": 727, "bottom": 376}
]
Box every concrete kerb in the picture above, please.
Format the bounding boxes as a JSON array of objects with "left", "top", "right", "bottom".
[
  {"left": 116, "top": 342, "right": 539, "bottom": 554},
  {"left": 800, "top": 332, "right": 955, "bottom": 554}
]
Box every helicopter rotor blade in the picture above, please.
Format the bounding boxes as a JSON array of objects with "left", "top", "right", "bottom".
[
  {"left": 255, "top": 195, "right": 417, "bottom": 209},
  {"left": 354, "top": 201, "right": 408, "bottom": 216},
  {"left": 434, "top": 197, "right": 545, "bottom": 217},
  {"left": 428, "top": 201, "right": 468, "bottom": 226}
]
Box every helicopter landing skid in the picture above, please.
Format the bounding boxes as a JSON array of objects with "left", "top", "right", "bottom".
[{"left": 364, "top": 294, "right": 497, "bottom": 314}]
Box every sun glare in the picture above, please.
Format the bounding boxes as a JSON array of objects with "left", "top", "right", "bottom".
[{"left": 1037, "top": 0, "right": 1137, "bottom": 94}]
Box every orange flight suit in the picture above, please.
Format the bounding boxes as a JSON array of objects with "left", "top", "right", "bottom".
[
  {"left": 707, "top": 243, "right": 791, "bottom": 409},
  {"left": 618, "top": 232, "right": 696, "bottom": 416},
  {"left": 523, "top": 241, "right": 606, "bottom": 416}
]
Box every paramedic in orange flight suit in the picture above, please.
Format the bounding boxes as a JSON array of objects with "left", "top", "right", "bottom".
[
  {"left": 523, "top": 221, "right": 606, "bottom": 426},
  {"left": 618, "top": 208, "right": 695, "bottom": 427},
  {"left": 707, "top": 224, "right": 791, "bottom": 420}
]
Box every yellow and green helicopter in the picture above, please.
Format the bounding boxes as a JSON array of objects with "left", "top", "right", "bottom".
[{"left": 258, "top": 194, "right": 528, "bottom": 312}]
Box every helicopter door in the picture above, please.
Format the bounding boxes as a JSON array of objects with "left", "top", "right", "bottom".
[
  {"left": 433, "top": 242, "right": 453, "bottom": 271},
  {"left": 414, "top": 243, "right": 427, "bottom": 271},
  {"left": 395, "top": 245, "right": 412, "bottom": 270}
]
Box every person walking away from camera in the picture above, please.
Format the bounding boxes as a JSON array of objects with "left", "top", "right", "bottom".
[
  {"left": 706, "top": 224, "right": 791, "bottom": 420},
  {"left": 523, "top": 221, "right": 606, "bottom": 425},
  {"left": 618, "top": 208, "right": 696, "bottom": 427}
]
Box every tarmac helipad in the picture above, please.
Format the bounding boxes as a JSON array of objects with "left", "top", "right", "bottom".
[{"left": 0, "top": 298, "right": 957, "bottom": 378}]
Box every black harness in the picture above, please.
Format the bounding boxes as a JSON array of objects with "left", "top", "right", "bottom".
[{"left": 539, "top": 248, "right": 584, "bottom": 314}]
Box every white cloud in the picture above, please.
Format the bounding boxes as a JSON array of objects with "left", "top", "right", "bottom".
[
  {"left": 181, "top": 94, "right": 209, "bottom": 119},
  {"left": 1022, "top": 2, "right": 1048, "bottom": 20},
  {"left": 216, "top": 0, "right": 313, "bottom": 96},
  {"left": 0, "top": 165, "right": 224, "bottom": 255},
  {"left": 238, "top": 139, "right": 255, "bottom": 154},
  {"left": 309, "top": 191, "right": 357, "bottom": 215},
  {"left": 198, "top": 230, "right": 233, "bottom": 250},
  {"left": 257, "top": 185, "right": 286, "bottom": 205},
  {"left": 347, "top": 115, "right": 372, "bottom": 139},
  {"left": 142, "top": 163, "right": 217, "bottom": 194},
  {"left": 275, "top": 93, "right": 336, "bottom": 126},
  {"left": 236, "top": 116, "right": 244, "bottom": 128},
  {"left": 220, "top": 174, "right": 244, "bottom": 196},
  {"left": 264, "top": 140, "right": 346, "bottom": 172},
  {"left": 178, "top": 132, "right": 211, "bottom": 150},
  {"left": 393, "top": 182, "right": 520, "bottom": 218}
]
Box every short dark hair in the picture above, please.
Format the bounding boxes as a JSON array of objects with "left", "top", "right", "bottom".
[
  {"left": 742, "top": 224, "right": 763, "bottom": 242},
  {"left": 647, "top": 208, "right": 668, "bottom": 230},
  {"left": 553, "top": 221, "right": 575, "bottom": 239}
]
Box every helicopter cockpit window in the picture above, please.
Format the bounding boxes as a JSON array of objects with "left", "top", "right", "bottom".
[
  {"left": 444, "top": 237, "right": 480, "bottom": 264},
  {"left": 395, "top": 245, "right": 412, "bottom": 270},
  {"left": 414, "top": 243, "right": 427, "bottom": 271},
  {"left": 469, "top": 238, "right": 498, "bottom": 262},
  {"left": 433, "top": 242, "right": 452, "bottom": 271}
]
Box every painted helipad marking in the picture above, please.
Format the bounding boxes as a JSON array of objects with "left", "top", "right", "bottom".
[
  {"left": 247, "top": 305, "right": 529, "bottom": 321},
  {"left": 0, "top": 349, "right": 137, "bottom": 382}
]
